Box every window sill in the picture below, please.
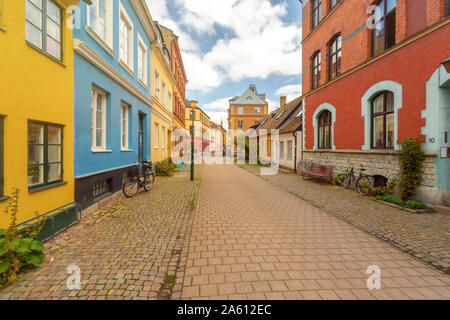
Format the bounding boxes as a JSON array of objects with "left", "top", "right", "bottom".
[
  {"left": 121, "top": 148, "right": 134, "bottom": 152},
  {"left": 0, "top": 196, "right": 11, "bottom": 202},
  {"left": 29, "top": 181, "right": 67, "bottom": 193},
  {"left": 26, "top": 42, "right": 66, "bottom": 67},
  {"left": 85, "top": 26, "right": 115, "bottom": 57},
  {"left": 91, "top": 149, "right": 112, "bottom": 153},
  {"left": 138, "top": 78, "right": 149, "bottom": 90},
  {"left": 119, "top": 59, "right": 135, "bottom": 77},
  {"left": 0, "top": 27, "right": 7, "bottom": 33}
]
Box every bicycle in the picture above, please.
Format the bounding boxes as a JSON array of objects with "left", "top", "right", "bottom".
[
  {"left": 123, "top": 161, "right": 155, "bottom": 198},
  {"left": 344, "top": 166, "right": 372, "bottom": 196}
]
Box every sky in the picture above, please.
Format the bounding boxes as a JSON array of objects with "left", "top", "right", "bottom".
[{"left": 146, "top": 0, "right": 303, "bottom": 129}]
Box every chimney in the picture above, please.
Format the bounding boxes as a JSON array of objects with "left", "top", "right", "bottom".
[
  {"left": 280, "top": 96, "right": 287, "bottom": 107},
  {"left": 263, "top": 94, "right": 266, "bottom": 102},
  {"left": 191, "top": 100, "right": 198, "bottom": 108}
]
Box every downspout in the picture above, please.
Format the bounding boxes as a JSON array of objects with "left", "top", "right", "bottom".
[{"left": 293, "top": 131, "right": 298, "bottom": 174}]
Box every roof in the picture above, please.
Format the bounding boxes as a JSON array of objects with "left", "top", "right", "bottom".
[
  {"left": 257, "top": 96, "right": 302, "bottom": 133},
  {"left": 279, "top": 107, "right": 303, "bottom": 134},
  {"left": 229, "top": 85, "right": 268, "bottom": 105}
]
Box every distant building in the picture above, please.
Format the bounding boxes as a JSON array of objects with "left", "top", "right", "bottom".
[
  {"left": 185, "top": 100, "right": 212, "bottom": 152},
  {"left": 228, "top": 85, "right": 269, "bottom": 132}
]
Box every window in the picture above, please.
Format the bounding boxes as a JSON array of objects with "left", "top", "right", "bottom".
[
  {"left": 318, "top": 110, "right": 332, "bottom": 149},
  {"left": 329, "top": 0, "right": 341, "bottom": 9},
  {"left": 371, "top": 91, "right": 394, "bottom": 149},
  {"left": 311, "top": 0, "right": 322, "bottom": 29},
  {"left": 446, "top": 0, "right": 450, "bottom": 17},
  {"left": 328, "top": 34, "right": 342, "bottom": 80},
  {"left": 372, "top": 0, "right": 397, "bottom": 57},
  {"left": 237, "top": 121, "right": 244, "bottom": 130},
  {"left": 28, "top": 121, "right": 63, "bottom": 188},
  {"left": 155, "top": 71, "right": 160, "bottom": 97},
  {"left": 121, "top": 103, "right": 129, "bottom": 150},
  {"left": 119, "top": 4, "right": 133, "bottom": 70},
  {"left": 168, "top": 92, "right": 173, "bottom": 112},
  {"left": 0, "top": 116, "right": 4, "bottom": 197},
  {"left": 162, "top": 82, "right": 166, "bottom": 105},
  {"left": 87, "top": 0, "right": 112, "bottom": 46},
  {"left": 161, "top": 126, "right": 165, "bottom": 149},
  {"left": 238, "top": 107, "right": 244, "bottom": 114},
  {"left": 137, "top": 35, "right": 148, "bottom": 85},
  {"left": 287, "top": 141, "right": 293, "bottom": 161},
  {"left": 154, "top": 123, "right": 159, "bottom": 148},
  {"left": 276, "top": 111, "right": 285, "bottom": 120},
  {"left": 255, "top": 107, "right": 261, "bottom": 114},
  {"left": 91, "top": 88, "right": 107, "bottom": 150},
  {"left": 280, "top": 141, "right": 284, "bottom": 159},
  {"left": 311, "top": 51, "right": 321, "bottom": 90},
  {"left": 255, "top": 121, "right": 260, "bottom": 126},
  {"left": 93, "top": 179, "right": 111, "bottom": 198},
  {"left": 25, "top": 0, "right": 62, "bottom": 60}
]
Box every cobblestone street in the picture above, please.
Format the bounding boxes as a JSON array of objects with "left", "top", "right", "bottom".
[
  {"left": 182, "top": 165, "right": 450, "bottom": 300},
  {"left": 0, "top": 170, "right": 200, "bottom": 300},
  {"left": 1, "top": 164, "right": 449, "bottom": 300},
  {"left": 240, "top": 164, "right": 450, "bottom": 273}
]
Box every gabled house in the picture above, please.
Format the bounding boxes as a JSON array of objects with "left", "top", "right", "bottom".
[{"left": 73, "top": 0, "right": 156, "bottom": 210}]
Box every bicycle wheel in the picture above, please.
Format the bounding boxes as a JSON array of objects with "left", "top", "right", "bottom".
[
  {"left": 123, "top": 177, "right": 139, "bottom": 198},
  {"left": 344, "top": 173, "right": 352, "bottom": 189},
  {"left": 357, "top": 176, "right": 371, "bottom": 196},
  {"left": 143, "top": 173, "right": 155, "bottom": 192}
]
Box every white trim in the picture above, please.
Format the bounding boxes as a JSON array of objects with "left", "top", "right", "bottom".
[
  {"left": 91, "top": 87, "right": 107, "bottom": 151},
  {"left": 74, "top": 39, "right": 152, "bottom": 106},
  {"left": 161, "top": 126, "right": 166, "bottom": 149},
  {"left": 361, "top": 80, "right": 403, "bottom": 151},
  {"left": 121, "top": 102, "right": 129, "bottom": 150},
  {"left": 137, "top": 33, "right": 148, "bottom": 85},
  {"left": 86, "top": 0, "right": 113, "bottom": 50},
  {"left": 85, "top": 26, "right": 115, "bottom": 57},
  {"left": 119, "top": 1, "right": 134, "bottom": 72},
  {"left": 154, "top": 122, "right": 159, "bottom": 148},
  {"left": 312, "top": 103, "right": 336, "bottom": 150}
]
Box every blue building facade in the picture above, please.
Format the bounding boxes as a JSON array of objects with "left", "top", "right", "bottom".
[{"left": 73, "top": 0, "right": 156, "bottom": 209}]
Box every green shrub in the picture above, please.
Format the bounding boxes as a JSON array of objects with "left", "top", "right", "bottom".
[
  {"left": 398, "top": 138, "right": 425, "bottom": 200},
  {"left": 405, "top": 200, "right": 427, "bottom": 210},
  {"left": 1, "top": 189, "right": 45, "bottom": 287},
  {"left": 376, "top": 195, "right": 428, "bottom": 210},
  {"left": 155, "top": 159, "right": 173, "bottom": 176},
  {"left": 332, "top": 170, "right": 348, "bottom": 186}
]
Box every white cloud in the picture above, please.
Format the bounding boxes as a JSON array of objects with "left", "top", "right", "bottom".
[
  {"left": 147, "top": 0, "right": 302, "bottom": 92},
  {"left": 276, "top": 84, "right": 303, "bottom": 102},
  {"left": 202, "top": 97, "right": 232, "bottom": 130}
]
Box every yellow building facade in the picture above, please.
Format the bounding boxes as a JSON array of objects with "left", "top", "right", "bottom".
[
  {"left": 149, "top": 23, "right": 175, "bottom": 163},
  {"left": 0, "top": 0, "right": 84, "bottom": 228}
]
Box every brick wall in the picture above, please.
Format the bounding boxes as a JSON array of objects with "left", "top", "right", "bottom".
[{"left": 302, "top": 0, "right": 447, "bottom": 94}]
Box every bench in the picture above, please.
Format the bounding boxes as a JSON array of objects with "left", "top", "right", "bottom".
[{"left": 301, "top": 163, "right": 334, "bottom": 182}]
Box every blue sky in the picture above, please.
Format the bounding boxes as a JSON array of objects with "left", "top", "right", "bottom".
[{"left": 146, "top": 0, "right": 303, "bottom": 128}]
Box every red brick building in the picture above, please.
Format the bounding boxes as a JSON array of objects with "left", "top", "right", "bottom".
[{"left": 301, "top": 0, "right": 450, "bottom": 204}]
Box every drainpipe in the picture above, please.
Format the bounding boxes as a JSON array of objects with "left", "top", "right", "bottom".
[{"left": 293, "top": 131, "right": 298, "bottom": 174}]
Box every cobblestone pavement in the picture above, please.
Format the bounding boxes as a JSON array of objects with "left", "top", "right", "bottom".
[
  {"left": 240, "top": 164, "right": 450, "bottom": 273},
  {"left": 182, "top": 164, "right": 450, "bottom": 300},
  {"left": 0, "top": 169, "right": 200, "bottom": 300}
]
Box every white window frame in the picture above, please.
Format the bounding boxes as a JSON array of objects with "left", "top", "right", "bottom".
[
  {"left": 238, "top": 107, "right": 244, "bottom": 114},
  {"left": 91, "top": 88, "right": 107, "bottom": 151},
  {"left": 255, "top": 107, "right": 261, "bottom": 114},
  {"left": 287, "top": 140, "right": 293, "bottom": 161},
  {"left": 119, "top": 2, "right": 134, "bottom": 71},
  {"left": 137, "top": 34, "right": 148, "bottom": 86},
  {"left": 168, "top": 92, "right": 173, "bottom": 112},
  {"left": 154, "top": 123, "right": 159, "bottom": 148},
  {"left": 87, "top": 0, "right": 113, "bottom": 49},
  {"left": 155, "top": 70, "right": 160, "bottom": 98},
  {"left": 237, "top": 121, "right": 244, "bottom": 130},
  {"left": 161, "top": 126, "right": 165, "bottom": 149},
  {"left": 121, "top": 102, "right": 129, "bottom": 150},
  {"left": 162, "top": 81, "right": 166, "bottom": 105}
]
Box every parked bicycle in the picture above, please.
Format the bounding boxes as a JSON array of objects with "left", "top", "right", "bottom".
[
  {"left": 123, "top": 161, "right": 155, "bottom": 198},
  {"left": 344, "top": 166, "right": 372, "bottom": 196}
]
